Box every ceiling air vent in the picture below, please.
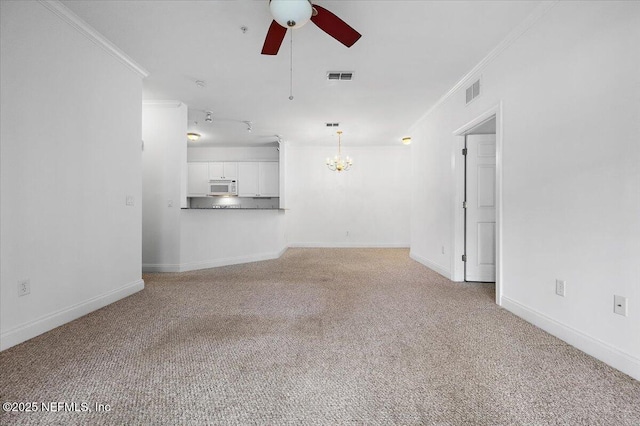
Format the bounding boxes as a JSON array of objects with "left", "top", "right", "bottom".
[
  {"left": 327, "top": 72, "right": 353, "bottom": 81},
  {"left": 325, "top": 122, "right": 340, "bottom": 127},
  {"left": 465, "top": 79, "right": 481, "bottom": 105}
]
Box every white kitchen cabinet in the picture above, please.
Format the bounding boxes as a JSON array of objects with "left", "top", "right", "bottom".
[
  {"left": 259, "top": 162, "right": 279, "bottom": 197},
  {"left": 238, "top": 162, "right": 260, "bottom": 196},
  {"left": 209, "top": 162, "right": 237, "bottom": 180},
  {"left": 187, "top": 162, "right": 210, "bottom": 196},
  {"left": 238, "top": 162, "right": 279, "bottom": 197}
]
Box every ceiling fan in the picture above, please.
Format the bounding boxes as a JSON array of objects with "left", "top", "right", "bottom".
[{"left": 261, "top": 0, "right": 362, "bottom": 55}]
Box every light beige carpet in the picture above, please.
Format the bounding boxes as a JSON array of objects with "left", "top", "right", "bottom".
[{"left": 1, "top": 248, "right": 639, "bottom": 425}]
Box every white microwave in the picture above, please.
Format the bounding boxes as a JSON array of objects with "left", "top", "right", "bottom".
[{"left": 208, "top": 179, "right": 238, "bottom": 196}]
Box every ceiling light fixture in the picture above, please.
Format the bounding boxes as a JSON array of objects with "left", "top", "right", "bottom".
[
  {"left": 187, "top": 132, "right": 201, "bottom": 142},
  {"left": 402, "top": 137, "right": 412, "bottom": 145},
  {"left": 326, "top": 131, "right": 352, "bottom": 172},
  {"left": 269, "top": 0, "right": 312, "bottom": 29}
]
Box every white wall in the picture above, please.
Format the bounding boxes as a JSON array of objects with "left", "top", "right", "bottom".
[
  {"left": 188, "top": 146, "right": 279, "bottom": 162},
  {"left": 142, "top": 102, "right": 188, "bottom": 271},
  {"left": 410, "top": 1, "right": 640, "bottom": 379},
  {"left": 0, "top": 1, "right": 145, "bottom": 349},
  {"left": 180, "top": 210, "right": 287, "bottom": 271},
  {"left": 286, "top": 145, "right": 411, "bottom": 247}
]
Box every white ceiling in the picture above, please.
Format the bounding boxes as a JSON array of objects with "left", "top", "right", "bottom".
[{"left": 62, "top": 0, "right": 540, "bottom": 147}]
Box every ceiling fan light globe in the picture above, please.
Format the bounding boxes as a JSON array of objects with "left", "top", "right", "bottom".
[{"left": 270, "top": 0, "right": 312, "bottom": 29}]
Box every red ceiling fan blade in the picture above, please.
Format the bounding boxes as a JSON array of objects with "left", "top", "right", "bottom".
[
  {"left": 261, "top": 20, "right": 288, "bottom": 55},
  {"left": 310, "top": 5, "right": 361, "bottom": 48}
]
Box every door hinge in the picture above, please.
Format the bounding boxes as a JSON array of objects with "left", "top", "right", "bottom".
[
  {"left": 462, "top": 254, "right": 467, "bottom": 262},
  {"left": 463, "top": 201, "right": 467, "bottom": 209},
  {"left": 462, "top": 148, "right": 467, "bottom": 156}
]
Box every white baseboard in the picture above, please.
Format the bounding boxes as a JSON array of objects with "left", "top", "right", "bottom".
[
  {"left": 410, "top": 252, "right": 451, "bottom": 279},
  {"left": 142, "top": 263, "right": 181, "bottom": 273},
  {"left": 143, "top": 244, "right": 411, "bottom": 273},
  {"left": 289, "top": 242, "right": 410, "bottom": 248},
  {"left": 178, "top": 247, "right": 288, "bottom": 272},
  {"left": 0, "top": 279, "right": 144, "bottom": 351},
  {"left": 144, "top": 247, "right": 289, "bottom": 273},
  {"left": 501, "top": 296, "right": 640, "bottom": 381}
]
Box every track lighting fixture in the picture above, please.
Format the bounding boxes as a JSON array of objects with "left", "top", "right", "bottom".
[{"left": 205, "top": 112, "right": 213, "bottom": 123}]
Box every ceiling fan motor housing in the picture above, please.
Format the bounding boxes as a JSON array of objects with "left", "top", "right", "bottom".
[{"left": 269, "top": 0, "right": 313, "bottom": 29}]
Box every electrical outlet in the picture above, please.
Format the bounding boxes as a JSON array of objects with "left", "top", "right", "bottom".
[
  {"left": 126, "top": 196, "right": 135, "bottom": 206},
  {"left": 614, "top": 295, "right": 628, "bottom": 316},
  {"left": 555, "top": 279, "right": 566, "bottom": 297},
  {"left": 168, "top": 200, "right": 173, "bottom": 207},
  {"left": 18, "top": 279, "right": 30, "bottom": 297}
]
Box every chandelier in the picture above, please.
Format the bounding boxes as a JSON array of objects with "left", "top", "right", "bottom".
[{"left": 326, "top": 131, "right": 353, "bottom": 172}]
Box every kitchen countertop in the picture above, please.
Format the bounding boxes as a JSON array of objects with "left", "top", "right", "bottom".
[{"left": 181, "top": 207, "right": 282, "bottom": 210}]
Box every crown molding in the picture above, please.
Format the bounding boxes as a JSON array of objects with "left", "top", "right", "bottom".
[
  {"left": 410, "top": 0, "right": 558, "bottom": 130},
  {"left": 38, "top": 0, "right": 149, "bottom": 78},
  {"left": 142, "top": 101, "right": 184, "bottom": 108}
]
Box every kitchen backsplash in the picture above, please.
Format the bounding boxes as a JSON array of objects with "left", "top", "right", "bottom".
[{"left": 188, "top": 197, "right": 280, "bottom": 210}]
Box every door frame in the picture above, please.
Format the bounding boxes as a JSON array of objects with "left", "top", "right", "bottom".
[{"left": 451, "top": 103, "right": 503, "bottom": 305}]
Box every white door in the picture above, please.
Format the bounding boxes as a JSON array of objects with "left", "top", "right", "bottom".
[{"left": 465, "top": 134, "right": 496, "bottom": 282}]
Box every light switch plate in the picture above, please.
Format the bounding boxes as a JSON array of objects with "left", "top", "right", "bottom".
[
  {"left": 18, "top": 279, "right": 30, "bottom": 297},
  {"left": 614, "top": 295, "right": 628, "bottom": 316}
]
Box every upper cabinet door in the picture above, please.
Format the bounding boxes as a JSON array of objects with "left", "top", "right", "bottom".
[
  {"left": 259, "top": 162, "right": 279, "bottom": 197},
  {"left": 209, "top": 162, "right": 237, "bottom": 180},
  {"left": 238, "top": 162, "right": 260, "bottom": 196},
  {"left": 187, "top": 162, "right": 210, "bottom": 196},
  {"left": 223, "top": 162, "right": 238, "bottom": 179},
  {"left": 208, "top": 162, "right": 224, "bottom": 180}
]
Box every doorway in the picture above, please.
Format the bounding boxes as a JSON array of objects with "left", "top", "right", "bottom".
[
  {"left": 451, "top": 104, "right": 503, "bottom": 304},
  {"left": 464, "top": 131, "right": 496, "bottom": 282}
]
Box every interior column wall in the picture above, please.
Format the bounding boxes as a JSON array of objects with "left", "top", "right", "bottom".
[{"left": 141, "top": 102, "right": 188, "bottom": 271}]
